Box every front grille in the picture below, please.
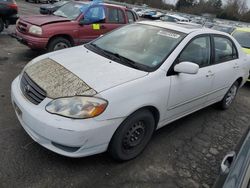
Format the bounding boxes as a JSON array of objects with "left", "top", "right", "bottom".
[
  {"left": 17, "top": 21, "right": 28, "bottom": 33},
  {"left": 20, "top": 72, "right": 46, "bottom": 105}
]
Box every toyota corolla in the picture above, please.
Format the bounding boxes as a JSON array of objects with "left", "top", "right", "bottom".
[{"left": 11, "top": 21, "right": 250, "bottom": 161}]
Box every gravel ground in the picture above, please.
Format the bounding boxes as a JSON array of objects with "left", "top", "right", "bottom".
[{"left": 0, "top": 1, "right": 250, "bottom": 187}]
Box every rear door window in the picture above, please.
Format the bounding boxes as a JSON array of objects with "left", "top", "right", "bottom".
[
  {"left": 107, "top": 7, "right": 125, "bottom": 24},
  {"left": 213, "top": 36, "right": 238, "bottom": 64}
]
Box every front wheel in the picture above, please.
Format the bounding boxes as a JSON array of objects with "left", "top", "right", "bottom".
[
  {"left": 47, "top": 37, "right": 72, "bottom": 52},
  {"left": 108, "top": 109, "right": 155, "bottom": 161},
  {"left": 0, "top": 18, "right": 4, "bottom": 33},
  {"left": 217, "top": 81, "right": 239, "bottom": 110}
]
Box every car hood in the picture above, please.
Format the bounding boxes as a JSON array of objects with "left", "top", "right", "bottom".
[
  {"left": 25, "top": 46, "right": 148, "bottom": 98},
  {"left": 20, "top": 15, "right": 70, "bottom": 26}
]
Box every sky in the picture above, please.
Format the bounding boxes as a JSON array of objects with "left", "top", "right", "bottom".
[{"left": 163, "top": 0, "right": 250, "bottom": 8}]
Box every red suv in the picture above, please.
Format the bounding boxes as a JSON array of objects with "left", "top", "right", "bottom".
[{"left": 14, "top": 1, "right": 138, "bottom": 52}]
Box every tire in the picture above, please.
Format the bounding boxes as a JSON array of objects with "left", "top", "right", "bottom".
[
  {"left": 47, "top": 37, "right": 71, "bottom": 52},
  {"left": 108, "top": 109, "right": 155, "bottom": 161},
  {"left": 217, "top": 81, "right": 239, "bottom": 110},
  {"left": 0, "top": 18, "right": 4, "bottom": 33}
]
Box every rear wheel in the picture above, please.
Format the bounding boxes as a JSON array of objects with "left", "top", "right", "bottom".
[
  {"left": 0, "top": 18, "right": 4, "bottom": 33},
  {"left": 108, "top": 109, "right": 155, "bottom": 161},
  {"left": 47, "top": 37, "right": 72, "bottom": 52},
  {"left": 217, "top": 81, "right": 239, "bottom": 110}
]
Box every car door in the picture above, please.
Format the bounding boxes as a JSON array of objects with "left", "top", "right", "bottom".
[
  {"left": 165, "top": 35, "right": 214, "bottom": 120},
  {"left": 104, "top": 6, "right": 126, "bottom": 32},
  {"left": 205, "top": 35, "right": 240, "bottom": 105},
  {"left": 78, "top": 5, "right": 108, "bottom": 44}
]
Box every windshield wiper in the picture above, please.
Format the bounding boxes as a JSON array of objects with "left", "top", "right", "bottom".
[
  {"left": 89, "top": 43, "right": 141, "bottom": 70},
  {"left": 108, "top": 52, "right": 141, "bottom": 70},
  {"left": 89, "top": 43, "right": 117, "bottom": 60}
]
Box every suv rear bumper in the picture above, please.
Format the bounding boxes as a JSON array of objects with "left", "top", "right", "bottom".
[
  {"left": 8, "top": 14, "right": 19, "bottom": 25},
  {"left": 14, "top": 29, "right": 48, "bottom": 50}
]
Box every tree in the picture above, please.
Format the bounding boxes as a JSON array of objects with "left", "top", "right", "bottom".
[
  {"left": 208, "top": 0, "right": 222, "bottom": 9},
  {"left": 176, "top": 0, "right": 196, "bottom": 10},
  {"left": 217, "top": 0, "right": 248, "bottom": 21},
  {"left": 241, "top": 10, "right": 250, "bottom": 22}
]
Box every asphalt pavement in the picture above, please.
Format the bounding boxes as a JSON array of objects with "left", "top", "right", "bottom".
[{"left": 0, "top": 1, "right": 250, "bottom": 188}]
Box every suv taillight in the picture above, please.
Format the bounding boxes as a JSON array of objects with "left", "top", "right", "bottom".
[{"left": 8, "top": 3, "right": 18, "bottom": 11}]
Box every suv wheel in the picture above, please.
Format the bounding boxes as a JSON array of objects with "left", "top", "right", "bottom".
[
  {"left": 218, "top": 81, "right": 239, "bottom": 110},
  {"left": 0, "top": 18, "right": 4, "bottom": 33},
  {"left": 108, "top": 109, "right": 155, "bottom": 161},
  {"left": 48, "top": 37, "right": 72, "bottom": 52}
]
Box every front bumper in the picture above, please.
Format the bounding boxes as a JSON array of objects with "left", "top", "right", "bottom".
[
  {"left": 14, "top": 29, "right": 48, "bottom": 50},
  {"left": 11, "top": 77, "right": 124, "bottom": 157}
]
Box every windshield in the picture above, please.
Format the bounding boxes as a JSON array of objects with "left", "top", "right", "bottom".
[
  {"left": 89, "top": 24, "right": 185, "bottom": 71},
  {"left": 53, "top": 2, "right": 88, "bottom": 20},
  {"left": 232, "top": 31, "right": 250, "bottom": 49}
]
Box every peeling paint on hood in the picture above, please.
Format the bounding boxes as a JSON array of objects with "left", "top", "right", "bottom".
[{"left": 25, "top": 58, "right": 97, "bottom": 99}]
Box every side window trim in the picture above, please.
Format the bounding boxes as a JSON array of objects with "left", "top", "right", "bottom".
[
  {"left": 167, "top": 34, "right": 212, "bottom": 76},
  {"left": 126, "top": 10, "right": 136, "bottom": 23},
  {"left": 211, "top": 34, "right": 239, "bottom": 65}
]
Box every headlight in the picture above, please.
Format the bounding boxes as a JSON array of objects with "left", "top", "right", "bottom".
[
  {"left": 45, "top": 96, "right": 108, "bottom": 119},
  {"left": 29, "top": 25, "right": 42, "bottom": 35}
]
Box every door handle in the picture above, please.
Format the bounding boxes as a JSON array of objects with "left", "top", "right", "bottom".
[
  {"left": 206, "top": 71, "right": 214, "bottom": 77},
  {"left": 100, "top": 25, "right": 106, "bottom": 29},
  {"left": 233, "top": 63, "right": 239, "bottom": 69}
]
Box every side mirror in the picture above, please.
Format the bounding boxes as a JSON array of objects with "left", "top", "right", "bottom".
[
  {"left": 220, "top": 151, "right": 236, "bottom": 174},
  {"left": 79, "top": 19, "right": 85, "bottom": 26},
  {"left": 174, "top": 62, "right": 199, "bottom": 74}
]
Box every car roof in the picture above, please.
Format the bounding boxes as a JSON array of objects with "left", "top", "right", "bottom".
[
  {"left": 139, "top": 21, "right": 213, "bottom": 34},
  {"left": 74, "top": 1, "right": 126, "bottom": 9}
]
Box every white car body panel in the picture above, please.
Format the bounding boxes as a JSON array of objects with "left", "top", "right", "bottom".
[
  {"left": 48, "top": 46, "right": 148, "bottom": 93},
  {"left": 11, "top": 22, "right": 250, "bottom": 158}
]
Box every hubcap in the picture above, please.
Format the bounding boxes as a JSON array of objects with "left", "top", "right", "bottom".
[
  {"left": 122, "top": 121, "right": 146, "bottom": 150},
  {"left": 225, "top": 85, "right": 237, "bottom": 106},
  {"left": 54, "top": 42, "right": 69, "bottom": 51}
]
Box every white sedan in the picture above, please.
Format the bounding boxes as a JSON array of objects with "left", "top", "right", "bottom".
[{"left": 11, "top": 21, "right": 250, "bottom": 161}]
